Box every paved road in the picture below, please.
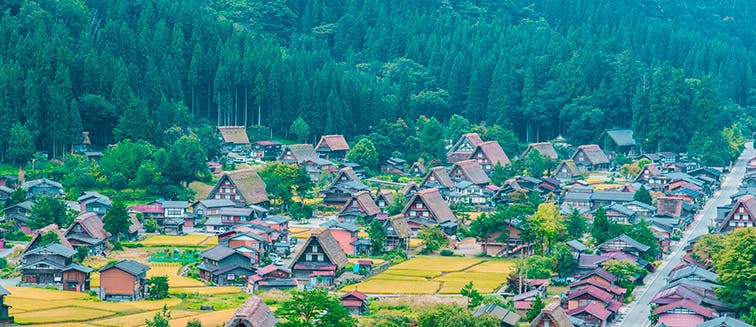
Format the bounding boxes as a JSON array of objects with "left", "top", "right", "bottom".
[{"left": 616, "top": 142, "right": 754, "bottom": 327}]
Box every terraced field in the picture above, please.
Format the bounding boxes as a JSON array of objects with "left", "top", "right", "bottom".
[{"left": 341, "top": 256, "right": 515, "bottom": 295}]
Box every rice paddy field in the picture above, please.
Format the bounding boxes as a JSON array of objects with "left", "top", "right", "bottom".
[
  {"left": 138, "top": 234, "right": 216, "bottom": 247},
  {"left": 341, "top": 256, "right": 515, "bottom": 295},
  {"left": 5, "top": 286, "right": 246, "bottom": 326}
]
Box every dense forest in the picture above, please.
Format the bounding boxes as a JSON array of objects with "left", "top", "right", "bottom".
[{"left": 0, "top": 0, "right": 755, "bottom": 163}]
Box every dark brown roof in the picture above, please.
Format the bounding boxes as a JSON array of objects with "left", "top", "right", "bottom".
[
  {"left": 452, "top": 160, "right": 490, "bottom": 185},
  {"left": 387, "top": 215, "right": 413, "bottom": 238},
  {"left": 316, "top": 135, "right": 350, "bottom": 151},
  {"left": 340, "top": 191, "right": 381, "bottom": 216},
  {"left": 290, "top": 228, "right": 349, "bottom": 270},
  {"left": 523, "top": 142, "right": 558, "bottom": 160},
  {"left": 554, "top": 160, "right": 581, "bottom": 177},
  {"left": 656, "top": 196, "right": 683, "bottom": 218},
  {"left": 410, "top": 161, "right": 427, "bottom": 174},
  {"left": 402, "top": 182, "right": 419, "bottom": 195},
  {"left": 376, "top": 190, "right": 394, "bottom": 205},
  {"left": 573, "top": 144, "right": 610, "bottom": 164},
  {"left": 529, "top": 301, "right": 574, "bottom": 327},
  {"left": 224, "top": 296, "right": 277, "bottom": 327},
  {"left": 473, "top": 141, "right": 511, "bottom": 166},
  {"left": 422, "top": 166, "right": 455, "bottom": 189},
  {"left": 222, "top": 170, "right": 269, "bottom": 204},
  {"left": 333, "top": 167, "right": 361, "bottom": 184},
  {"left": 634, "top": 164, "right": 661, "bottom": 182},
  {"left": 281, "top": 144, "right": 317, "bottom": 163},
  {"left": 719, "top": 195, "right": 756, "bottom": 232},
  {"left": 403, "top": 188, "right": 457, "bottom": 223},
  {"left": 25, "top": 224, "right": 73, "bottom": 253},
  {"left": 217, "top": 126, "right": 250, "bottom": 145},
  {"left": 128, "top": 213, "right": 141, "bottom": 234},
  {"left": 67, "top": 212, "right": 111, "bottom": 240}
]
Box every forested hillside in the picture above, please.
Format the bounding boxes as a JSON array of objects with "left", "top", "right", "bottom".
[{"left": 0, "top": 0, "right": 755, "bottom": 163}]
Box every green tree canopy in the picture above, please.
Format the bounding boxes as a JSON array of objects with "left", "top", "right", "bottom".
[
  {"left": 104, "top": 198, "right": 132, "bottom": 242},
  {"left": 29, "top": 196, "right": 70, "bottom": 230},
  {"left": 633, "top": 185, "right": 653, "bottom": 205},
  {"left": 417, "top": 225, "right": 449, "bottom": 254},
  {"left": 275, "top": 289, "right": 357, "bottom": 327},
  {"left": 290, "top": 117, "right": 311, "bottom": 143},
  {"left": 7, "top": 123, "right": 35, "bottom": 165},
  {"left": 346, "top": 138, "right": 379, "bottom": 172}
]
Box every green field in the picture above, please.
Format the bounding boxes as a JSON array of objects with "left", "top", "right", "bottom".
[{"left": 341, "top": 256, "right": 515, "bottom": 295}]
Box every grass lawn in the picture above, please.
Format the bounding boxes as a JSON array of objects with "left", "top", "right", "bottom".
[
  {"left": 147, "top": 263, "right": 205, "bottom": 288},
  {"left": 139, "top": 234, "right": 212, "bottom": 247}
]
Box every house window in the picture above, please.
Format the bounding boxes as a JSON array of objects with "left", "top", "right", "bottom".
[
  {"left": 739, "top": 207, "right": 745, "bottom": 213},
  {"left": 430, "top": 176, "right": 436, "bottom": 181},
  {"left": 417, "top": 203, "right": 424, "bottom": 209},
  {"left": 228, "top": 274, "right": 235, "bottom": 280},
  {"left": 318, "top": 255, "right": 323, "bottom": 262},
  {"left": 410, "top": 211, "right": 416, "bottom": 216},
  {"left": 306, "top": 254, "right": 312, "bottom": 261},
  {"left": 422, "top": 211, "right": 429, "bottom": 217},
  {"left": 312, "top": 245, "right": 319, "bottom": 253}
]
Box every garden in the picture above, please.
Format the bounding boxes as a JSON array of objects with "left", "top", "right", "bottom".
[{"left": 340, "top": 256, "right": 515, "bottom": 295}]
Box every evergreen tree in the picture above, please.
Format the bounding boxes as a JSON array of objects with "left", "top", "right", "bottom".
[
  {"left": 566, "top": 209, "right": 588, "bottom": 239},
  {"left": 289, "top": 117, "right": 310, "bottom": 143},
  {"left": 592, "top": 207, "right": 611, "bottom": 244},
  {"left": 104, "top": 199, "right": 132, "bottom": 242},
  {"left": 525, "top": 295, "right": 545, "bottom": 321},
  {"left": 633, "top": 185, "right": 653, "bottom": 205},
  {"left": 346, "top": 138, "right": 379, "bottom": 172},
  {"left": 6, "top": 123, "right": 35, "bottom": 165}
]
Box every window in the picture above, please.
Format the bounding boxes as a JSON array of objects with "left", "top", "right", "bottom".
[
  {"left": 739, "top": 207, "right": 745, "bottom": 213},
  {"left": 422, "top": 211, "right": 429, "bottom": 217},
  {"left": 306, "top": 254, "right": 312, "bottom": 261},
  {"left": 417, "top": 203, "right": 424, "bottom": 209},
  {"left": 312, "top": 245, "right": 319, "bottom": 253},
  {"left": 410, "top": 211, "right": 416, "bottom": 216},
  {"left": 318, "top": 255, "right": 323, "bottom": 262}
]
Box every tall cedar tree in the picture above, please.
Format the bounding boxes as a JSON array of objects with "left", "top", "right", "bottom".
[
  {"left": 366, "top": 219, "right": 386, "bottom": 255},
  {"left": 633, "top": 185, "right": 653, "bottom": 205},
  {"left": 566, "top": 209, "right": 588, "bottom": 239},
  {"left": 592, "top": 207, "right": 611, "bottom": 244},
  {"left": 104, "top": 199, "right": 132, "bottom": 242},
  {"left": 525, "top": 295, "right": 545, "bottom": 321},
  {"left": 29, "top": 196, "right": 69, "bottom": 229}
]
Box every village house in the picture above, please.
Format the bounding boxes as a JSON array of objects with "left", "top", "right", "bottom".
[
  {"left": 479, "top": 219, "right": 533, "bottom": 257},
  {"left": 224, "top": 296, "right": 277, "bottom": 327},
  {"left": 205, "top": 207, "right": 256, "bottom": 232},
  {"left": 447, "top": 133, "right": 484, "bottom": 164},
  {"left": 402, "top": 181, "right": 420, "bottom": 199},
  {"left": 420, "top": 166, "right": 456, "bottom": 201},
  {"left": 0, "top": 286, "right": 11, "bottom": 326},
  {"left": 597, "top": 234, "right": 651, "bottom": 258},
  {"left": 303, "top": 158, "right": 335, "bottom": 182},
  {"left": 565, "top": 285, "right": 621, "bottom": 315},
  {"left": 207, "top": 170, "right": 269, "bottom": 207},
  {"left": 599, "top": 203, "right": 639, "bottom": 225},
  {"left": 473, "top": 303, "right": 520, "bottom": 327},
  {"left": 522, "top": 142, "right": 559, "bottom": 161},
  {"left": 128, "top": 201, "right": 163, "bottom": 222},
  {"left": 98, "top": 260, "right": 150, "bottom": 301},
  {"left": 321, "top": 221, "right": 362, "bottom": 255},
  {"left": 65, "top": 212, "right": 110, "bottom": 255},
  {"left": 279, "top": 144, "right": 318, "bottom": 165},
  {"left": 23, "top": 224, "right": 72, "bottom": 252},
  {"left": 635, "top": 164, "right": 662, "bottom": 186},
  {"left": 600, "top": 129, "right": 637, "bottom": 155},
  {"left": 0, "top": 185, "right": 12, "bottom": 203},
  {"left": 315, "top": 135, "right": 350, "bottom": 160},
  {"left": 218, "top": 226, "right": 271, "bottom": 254},
  {"left": 199, "top": 246, "right": 256, "bottom": 286},
  {"left": 290, "top": 229, "right": 349, "bottom": 287},
  {"left": 124, "top": 213, "right": 142, "bottom": 241},
  {"left": 716, "top": 194, "right": 756, "bottom": 233},
  {"left": 402, "top": 188, "right": 458, "bottom": 235},
  {"left": 653, "top": 300, "right": 717, "bottom": 327},
  {"left": 322, "top": 167, "right": 370, "bottom": 205},
  {"left": 341, "top": 290, "right": 370, "bottom": 315},
  {"left": 250, "top": 141, "right": 282, "bottom": 160},
  {"left": 571, "top": 144, "right": 610, "bottom": 171},
  {"left": 338, "top": 191, "right": 381, "bottom": 224},
  {"left": 590, "top": 191, "right": 635, "bottom": 210},
  {"left": 450, "top": 160, "right": 491, "bottom": 205},
  {"left": 77, "top": 191, "right": 111, "bottom": 216},
  {"left": 529, "top": 301, "right": 575, "bottom": 327},
  {"left": 217, "top": 126, "right": 250, "bottom": 153},
  {"left": 22, "top": 178, "right": 64, "bottom": 199},
  {"left": 565, "top": 302, "right": 612, "bottom": 327},
  {"left": 2, "top": 200, "right": 34, "bottom": 225},
  {"left": 374, "top": 190, "right": 393, "bottom": 213},
  {"left": 247, "top": 264, "right": 297, "bottom": 292},
  {"left": 193, "top": 199, "right": 237, "bottom": 220},
  {"left": 696, "top": 317, "right": 753, "bottom": 327},
  {"left": 381, "top": 215, "right": 412, "bottom": 251},
  {"left": 469, "top": 141, "right": 510, "bottom": 174},
  {"left": 381, "top": 157, "right": 406, "bottom": 175},
  {"left": 408, "top": 161, "right": 427, "bottom": 177},
  {"left": 19, "top": 243, "right": 92, "bottom": 291},
  {"left": 162, "top": 201, "right": 189, "bottom": 226}
]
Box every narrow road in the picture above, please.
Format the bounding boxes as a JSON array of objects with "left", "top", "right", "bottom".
[{"left": 616, "top": 142, "right": 754, "bottom": 327}]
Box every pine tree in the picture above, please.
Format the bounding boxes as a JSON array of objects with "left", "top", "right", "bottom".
[
  {"left": 592, "top": 207, "right": 611, "bottom": 244},
  {"left": 104, "top": 199, "right": 132, "bottom": 242},
  {"left": 633, "top": 185, "right": 653, "bottom": 205}
]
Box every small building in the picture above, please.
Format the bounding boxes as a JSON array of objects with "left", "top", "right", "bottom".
[
  {"left": 447, "top": 133, "right": 484, "bottom": 164},
  {"left": 469, "top": 141, "right": 511, "bottom": 174},
  {"left": 717, "top": 194, "right": 756, "bottom": 233},
  {"left": 601, "top": 129, "right": 637, "bottom": 155},
  {"left": 98, "top": 260, "right": 150, "bottom": 301},
  {"left": 193, "top": 199, "right": 237, "bottom": 219},
  {"left": 199, "top": 246, "right": 255, "bottom": 285},
  {"left": 381, "top": 157, "right": 406, "bottom": 175},
  {"left": 420, "top": 166, "right": 456, "bottom": 195},
  {"left": 522, "top": 142, "right": 559, "bottom": 161},
  {"left": 217, "top": 126, "right": 250, "bottom": 153},
  {"left": 696, "top": 317, "right": 754, "bottom": 327},
  {"left": 322, "top": 167, "right": 370, "bottom": 205},
  {"left": 0, "top": 185, "right": 12, "bottom": 204},
  {"left": 77, "top": 191, "right": 111, "bottom": 216},
  {"left": 408, "top": 161, "right": 427, "bottom": 177},
  {"left": 128, "top": 201, "right": 163, "bottom": 222},
  {"left": 565, "top": 302, "right": 612, "bottom": 327},
  {"left": 65, "top": 212, "right": 110, "bottom": 255},
  {"left": 597, "top": 234, "right": 650, "bottom": 258},
  {"left": 125, "top": 213, "right": 142, "bottom": 241},
  {"left": 22, "top": 178, "right": 64, "bottom": 199},
  {"left": 473, "top": 303, "right": 520, "bottom": 327},
  {"left": 402, "top": 188, "right": 458, "bottom": 235},
  {"left": 62, "top": 264, "right": 93, "bottom": 292},
  {"left": 19, "top": 244, "right": 78, "bottom": 286},
  {"left": 321, "top": 221, "right": 361, "bottom": 255},
  {"left": 315, "top": 135, "right": 350, "bottom": 160},
  {"left": 382, "top": 215, "right": 412, "bottom": 251},
  {"left": 653, "top": 299, "right": 716, "bottom": 327},
  {"left": 0, "top": 286, "right": 12, "bottom": 326},
  {"left": 635, "top": 164, "right": 662, "bottom": 185},
  {"left": 224, "top": 295, "right": 277, "bottom": 327},
  {"left": 341, "top": 290, "right": 369, "bottom": 315},
  {"left": 553, "top": 160, "right": 582, "bottom": 181},
  {"left": 247, "top": 265, "right": 297, "bottom": 292},
  {"left": 2, "top": 200, "right": 34, "bottom": 224},
  {"left": 279, "top": 144, "right": 318, "bottom": 164},
  {"left": 590, "top": 191, "right": 635, "bottom": 210},
  {"left": 571, "top": 145, "right": 610, "bottom": 171},
  {"left": 529, "top": 301, "right": 575, "bottom": 327},
  {"left": 162, "top": 200, "right": 188, "bottom": 225},
  {"left": 450, "top": 160, "right": 491, "bottom": 186},
  {"left": 161, "top": 218, "right": 184, "bottom": 235},
  {"left": 338, "top": 191, "right": 381, "bottom": 224},
  {"left": 565, "top": 285, "right": 621, "bottom": 314},
  {"left": 374, "top": 190, "right": 393, "bottom": 213},
  {"left": 251, "top": 141, "right": 282, "bottom": 159},
  {"left": 290, "top": 229, "right": 349, "bottom": 287},
  {"left": 207, "top": 170, "right": 269, "bottom": 207}
]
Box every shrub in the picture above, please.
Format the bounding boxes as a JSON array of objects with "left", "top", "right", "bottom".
[
  {"left": 144, "top": 219, "right": 158, "bottom": 233},
  {"left": 440, "top": 249, "right": 454, "bottom": 256},
  {"left": 111, "top": 242, "right": 123, "bottom": 251}
]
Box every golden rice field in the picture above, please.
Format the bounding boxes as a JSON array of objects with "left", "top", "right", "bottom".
[
  {"left": 169, "top": 287, "right": 243, "bottom": 296},
  {"left": 147, "top": 263, "right": 205, "bottom": 288},
  {"left": 139, "top": 234, "right": 213, "bottom": 247},
  {"left": 4, "top": 286, "right": 238, "bottom": 326},
  {"left": 341, "top": 256, "right": 515, "bottom": 295},
  {"left": 409, "top": 238, "right": 423, "bottom": 248}
]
